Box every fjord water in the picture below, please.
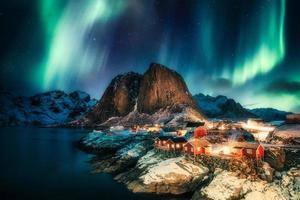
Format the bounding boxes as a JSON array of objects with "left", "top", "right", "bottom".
[{"left": 0, "top": 127, "right": 187, "bottom": 200}]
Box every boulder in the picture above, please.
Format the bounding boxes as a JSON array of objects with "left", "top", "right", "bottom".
[
  {"left": 258, "top": 161, "right": 274, "bottom": 182},
  {"left": 264, "top": 148, "right": 286, "bottom": 170},
  {"left": 278, "top": 167, "right": 300, "bottom": 199}
]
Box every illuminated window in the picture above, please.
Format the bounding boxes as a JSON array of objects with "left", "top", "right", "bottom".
[
  {"left": 176, "top": 144, "right": 180, "bottom": 148},
  {"left": 172, "top": 144, "right": 175, "bottom": 148},
  {"left": 246, "top": 149, "right": 252, "bottom": 154},
  {"left": 197, "top": 147, "right": 200, "bottom": 151},
  {"left": 191, "top": 148, "right": 194, "bottom": 152}
]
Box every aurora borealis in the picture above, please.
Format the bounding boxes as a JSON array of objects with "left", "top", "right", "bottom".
[{"left": 1, "top": 0, "right": 300, "bottom": 112}]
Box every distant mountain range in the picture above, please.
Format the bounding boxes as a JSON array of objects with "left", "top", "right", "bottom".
[
  {"left": 0, "top": 90, "right": 96, "bottom": 126},
  {"left": 193, "top": 93, "right": 291, "bottom": 121},
  {"left": 0, "top": 63, "right": 292, "bottom": 126},
  {"left": 193, "top": 93, "right": 255, "bottom": 119}
]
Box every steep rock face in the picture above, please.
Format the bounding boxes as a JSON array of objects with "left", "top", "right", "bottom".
[
  {"left": 86, "top": 72, "right": 142, "bottom": 124},
  {"left": 193, "top": 93, "right": 255, "bottom": 119},
  {"left": 137, "top": 63, "right": 198, "bottom": 114}
]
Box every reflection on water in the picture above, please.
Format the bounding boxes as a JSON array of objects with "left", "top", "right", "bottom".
[{"left": 0, "top": 127, "right": 189, "bottom": 200}]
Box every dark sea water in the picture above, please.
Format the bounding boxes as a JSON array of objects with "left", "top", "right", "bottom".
[{"left": 0, "top": 127, "right": 189, "bottom": 200}]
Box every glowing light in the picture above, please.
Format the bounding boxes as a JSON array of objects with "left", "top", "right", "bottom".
[
  {"left": 230, "top": 0, "right": 286, "bottom": 85},
  {"left": 39, "top": 0, "right": 125, "bottom": 90},
  {"left": 211, "top": 144, "right": 232, "bottom": 155},
  {"left": 241, "top": 120, "right": 275, "bottom": 132}
]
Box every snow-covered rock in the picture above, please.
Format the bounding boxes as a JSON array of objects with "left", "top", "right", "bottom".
[
  {"left": 195, "top": 170, "right": 286, "bottom": 200},
  {"left": 116, "top": 150, "right": 209, "bottom": 194},
  {"left": 90, "top": 139, "right": 153, "bottom": 174},
  {"left": 0, "top": 90, "right": 96, "bottom": 126},
  {"left": 102, "top": 104, "right": 206, "bottom": 127},
  {"left": 79, "top": 131, "right": 153, "bottom": 174},
  {"left": 141, "top": 157, "right": 208, "bottom": 185},
  {"left": 273, "top": 167, "right": 300, "bottom": 200},
  {"left": 79, "top": 130, "right": 136, "bottom": 151}
]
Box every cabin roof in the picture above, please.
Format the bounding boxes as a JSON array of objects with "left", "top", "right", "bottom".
[
  {"left": 230, "top": 141, "right": 259, "bottom": 149},
  {"left": 185, "top": 138, "right": 211, "bottom": 147},
  {"left": 186, "top": 121, "right": 205, "bottom": 127},
  {"left": 169, "top": 137, "right": 187, "bottom": 143},
  {"left": 156, "top": 136, "right": 173, "bottom": 141}
]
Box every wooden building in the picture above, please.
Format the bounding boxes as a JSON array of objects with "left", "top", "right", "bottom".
[
  {"left": 229, "top": 141, "right": 264, "bottom": 159},
  {"left": 183, "top": 137, "right": 264, "bottom": 160},
  {"left": 166, "top": 137, "right": 187, "bottom": 151},
  {"left": 154, "top": 136, "right": 172, "bottom": 145},
  {"left": 183, "top": 138, "right": 211, "bottom": 155}
]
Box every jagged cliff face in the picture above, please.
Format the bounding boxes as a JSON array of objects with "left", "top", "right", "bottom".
[
  {"left": 85, "top": 63, "right": 203, "bottom": 125},
  {"left": 86, "top": 72, "right": 142, "bottom": 123},
  {"left": 137, "top": 63, "right": 198, "bottom": 114}
]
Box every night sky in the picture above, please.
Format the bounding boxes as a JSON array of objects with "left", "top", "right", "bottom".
[{"left": 0, "top": 0, "right": 299, "bottom": 112}]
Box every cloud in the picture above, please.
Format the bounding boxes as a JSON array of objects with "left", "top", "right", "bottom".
[{"left": 265, "top": 79, "right": 300, "bottom": 93}]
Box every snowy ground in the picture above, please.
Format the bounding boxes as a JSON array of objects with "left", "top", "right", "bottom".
[
  {"left": 199, "top": 170, "right": 287, "bottom": 200},
  {"left": 273, "top": 124, "right": 300, "bottom": 141},
  {"left": 141, "top": 157, "right": 208, "bottom": 185}
]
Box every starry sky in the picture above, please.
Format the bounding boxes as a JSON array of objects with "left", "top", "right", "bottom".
[{"left": 0, "top": 0, "right": 299, "bottom": 112}]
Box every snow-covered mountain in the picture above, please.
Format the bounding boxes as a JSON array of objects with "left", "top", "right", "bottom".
[
  {"left": 249, "top": 108, "right": 291, "bottom": 121},
  {"left": 0, "top": 90, "right": 96, "bottom": 126},
  {"left": 193, "top": 93, "right": 255, "bottom": 119},
  {"left": 193, "top": 93, "right": 291, "bottom": 121},
  {"left": 1, "top": 63, "right": 291, "bottom": 126}
]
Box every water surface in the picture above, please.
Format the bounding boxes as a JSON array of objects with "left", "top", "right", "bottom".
[{"left": 0, "top": 127, "right": 189, "bottom": 200}]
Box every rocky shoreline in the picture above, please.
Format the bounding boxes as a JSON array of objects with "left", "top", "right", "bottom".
[{"left": 78, "top": 131, "right": 300, "bottom": 200}]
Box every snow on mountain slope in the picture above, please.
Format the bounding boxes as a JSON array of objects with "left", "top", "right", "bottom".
[
  {"left": 0, "top": 90, "right": 96, "bottom": 126},
  {"left": 193, "top": 93, "right": 291, "bottom": 121},
  {"left": 250, "top": 108, "right": 291, "bottom": 121},
  {"left": 193, "top": 93, "right": 255, "bottom": 119}
]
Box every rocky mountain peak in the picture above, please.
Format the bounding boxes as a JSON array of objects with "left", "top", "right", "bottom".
[
  {"left": 137, "top": 63, "right": 198, "bottom": 114},
  {"left": 84, "top": 63, "right": 204, "bottom": 125},
  {"left": 86, "top": 72, "right": 142, "bottom": 124}
]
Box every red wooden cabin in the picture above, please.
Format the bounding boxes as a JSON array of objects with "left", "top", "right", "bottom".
[
  {"left": 166, "top": 137, "right": 187, "bottom": 151},
  {"left": 154, "top": 136, "right": 173, "bottom": 150},
  {"left": 230, "top": 141, "right": 264, "bottom": 159},
  {"left": 183, "top": 138, "right": 211, "bottom": 156}
]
